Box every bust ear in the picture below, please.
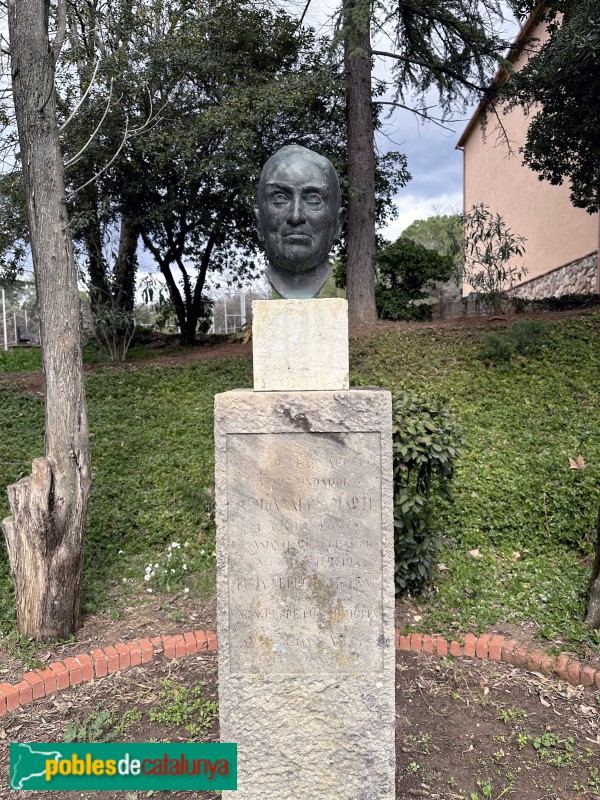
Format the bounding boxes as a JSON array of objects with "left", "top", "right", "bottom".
[
  {"left": 254, "top": 207, "right": 264, "bottom": 242},
  {"left": 335, "top": 207, "right": 347, "bottom": 241}
]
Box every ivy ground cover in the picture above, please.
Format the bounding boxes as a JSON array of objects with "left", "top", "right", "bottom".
[{"left": 0, "top": 312, "right": 598, "bottom": 652}]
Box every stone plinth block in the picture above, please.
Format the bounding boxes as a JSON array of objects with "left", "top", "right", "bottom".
[
  {"left": 215, "top": 389, "right": 395, "bottom": 800},
  {"left": 252, "top": 298, "right": 349, "bottom": 391}
]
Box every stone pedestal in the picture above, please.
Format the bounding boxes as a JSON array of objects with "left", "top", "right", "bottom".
[
  {"left": 252, "top": 298, "right": 349, "bottom": 391},
  {"left": 215, "top": 389, "right": 395, "bottom": 799}
]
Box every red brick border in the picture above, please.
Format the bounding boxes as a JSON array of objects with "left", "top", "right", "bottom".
[{"left": 0, "top": 629, "right": 598, "bottom": 717}]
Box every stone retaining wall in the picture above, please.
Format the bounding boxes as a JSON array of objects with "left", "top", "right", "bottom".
[{"left": 510, "top": 251, "right": 598, "bottom": 300}]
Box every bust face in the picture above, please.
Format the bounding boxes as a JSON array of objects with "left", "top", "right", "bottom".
[{"left": 256, "top": 147, "right": 345, "bottom": 277}]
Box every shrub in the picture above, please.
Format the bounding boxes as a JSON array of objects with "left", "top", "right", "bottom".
[
  {"left": 392, "top": 389, "right": 462, "bottom": 595},
  {"left": 462, "top": 204, "right": 527, "bottom": 313},
  {"left": 518, "top": 293, "right": 600, "bottom": 313},
  {"left": 479, "top": 319, "right": 549, "bottom": 364},
  {"left": 375, "top": 238, "right": 454, "bottom": 321},
  {"left": 508, "top": 319, "right": 548, "bottom": 354},
  {"left": 479, "top": 332, "right": 515, "bottom": 364}
]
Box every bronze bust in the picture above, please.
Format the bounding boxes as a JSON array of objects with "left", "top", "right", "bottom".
[{"left": 255, "top": 145, "right": 346, "bottom": 299}]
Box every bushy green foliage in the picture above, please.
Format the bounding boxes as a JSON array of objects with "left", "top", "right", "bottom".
[
  {"left": 462, "top": 204, "right": 527, "bottom": 313},
  {"left": 149, "top": 679, "right": 218, "bottom": 738},
  {"left": 478, "top": 332, "right": 515, "bottom": 364},
  {"left": 375, "top": 237, "right": 454, "bottom": 321},
  {"left": 518, "top": 294, "right": 600, "bottom": 313},
  {"left": 401, "top": 214, "right": 462, "bottom": 263},
  {"left": 392, "top": 389, "right": 462, "bottom": 595},
  {"left": 479, "top": 319, "right": 549, "bottom": 364}
]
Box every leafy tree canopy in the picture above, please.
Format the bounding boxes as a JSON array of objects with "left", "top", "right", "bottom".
[
  {"left": 375, "top": 237, "right": 454, "bottom": 321},
  {"left": 1, "top": 0, "right": 410, "bottom": 346},
  {"left": 401, "top": 214, "right": 462, "bottom": 261},
  {"left": 499, "top": 0, "right": 600, "bottom": 213}
]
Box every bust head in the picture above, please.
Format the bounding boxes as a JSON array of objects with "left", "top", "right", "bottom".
[{"left": 255, "top": 145, "right": 346, "bottom": 299}]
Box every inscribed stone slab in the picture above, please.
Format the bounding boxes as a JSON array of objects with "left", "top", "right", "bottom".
[
  {"left": 252, "top": 298, "right": 349, "bottom": 391},
  {"left": 215, "top": 389, "right": 395, "bottom": 800}
]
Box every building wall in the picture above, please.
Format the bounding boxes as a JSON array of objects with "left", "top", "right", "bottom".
[{"left": 460, "top": 18, "right": 599, "bottom": 296}]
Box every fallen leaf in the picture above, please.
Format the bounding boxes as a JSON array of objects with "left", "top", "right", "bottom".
[
  {"left": 540, "top": 696, "right": 550, "bottom": 707},
  {"left": 569, "top": 454, "right": 587, "bottom": 470},
  {"left": 413, "top": 614, "right": 422, "bottom": 622},
  {"left": 0, "top": 730, "right": 6, "bottom": 739},
  {"left": 580, "top": 705, "right": 596, "bottom": 716},
  {"left": 437, "top": 563, "right": 448, "bottom": 571},
  {"left": 469, "top": 548, "right": 484, "bottom": 559},
  {"left": 511, "top": 551, "right": 521, "bottom": 560}
]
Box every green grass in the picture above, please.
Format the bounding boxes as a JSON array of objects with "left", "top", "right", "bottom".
[
  {"left": 0, "top": 341, "right": 188, "bottom": 373},
  {"left": 0, "top": 356, "right": 252, "bottom": 629},
  {"left": 351, "top": 312, "right": 600, "bottom": 649},
  {"left": 0, "top": 312, "right": 599, "bottom": 650},
  {"left": 0, "top": 347, "right": 42, "bottom": 373}
]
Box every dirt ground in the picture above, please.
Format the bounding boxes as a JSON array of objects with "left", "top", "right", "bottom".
[
  {"left": 0, "top": 641, "right": 599, "bottom": 800},
  {"left": 3, "top": 306, "right": 596, "bottom": 399},
  {"left": 0, "top": 590, "right": 599, "bottom": 800}
]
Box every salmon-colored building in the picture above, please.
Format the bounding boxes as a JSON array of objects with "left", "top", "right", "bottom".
[{"left": 457, "top": 13, "right": 599, "bottom": 299}]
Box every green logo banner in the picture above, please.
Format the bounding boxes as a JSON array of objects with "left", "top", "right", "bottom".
[{"left": 10, "top": 742, "right": 237, "bottom": 791}]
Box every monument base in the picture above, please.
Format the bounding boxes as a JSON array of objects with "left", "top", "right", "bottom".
[
  {"left": 215, "top": 388, "right": 395, "bottom": 800},
  {"left": 252, "top": 298, "right": 349, "bottom": 391}
]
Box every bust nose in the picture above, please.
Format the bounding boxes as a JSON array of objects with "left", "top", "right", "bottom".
[{"left": 287, "top": 194, "right": 306, "bottom": 226}]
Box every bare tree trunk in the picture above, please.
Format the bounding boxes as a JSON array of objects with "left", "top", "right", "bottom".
[
  {"left": 2, "top": 0, "right": 91, "bottom": 640},
  {"left": 114, "top": 213, "right": 138, "bottom": 314},
  {"left": 344, "top": 0, "right": 378, "bottom": 326}
]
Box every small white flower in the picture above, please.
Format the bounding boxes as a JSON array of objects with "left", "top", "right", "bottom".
[
  {"left": 200, "top": 550, "right": 205, "bottom": 556},
  {"left": 144, "top": 574, "right": 151, "bottom": 582},
  {"left": 182, "top": 564, "right": 187, "bottom": 570},
  {"left": 154, "top": 563, "right": 159, "bottom": 569},
  {"left": 184, "top": 587, "right": 189, "bottom": 594},
  {"left": 171, "top": 541, "right": 180, "bottom": 549},
  {"left": 118, "top": 550, "right": 124, "bottom": 555},
  {"left": 184, "top": 541, "right": 189, "bottom": 548},
  {"left": 147, "top": 588, "right": 153, "bottom": 593},
  {"left": 171, "top": 568, "right": 176, "bottom": 574}
]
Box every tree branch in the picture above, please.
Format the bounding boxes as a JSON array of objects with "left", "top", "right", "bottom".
[
  {"left": 372, "top": 49, "right": 488, "bottom": 95},
  {"left": 64, "top": 79, "right": 113, "bottom": 166},
  {"left": 58, "top": 54, "right": 102, "bottom": 133},
  {"left": 376, "top": 101, "right": 456, "bottom": 131},
  {"left": 295, "top": 0, "right": 312, "bottom": 30},
  {"left": 66, "top": 116, "right": 129, "bottom": 199},
  {"left": 51, "top": 0, "right": 68, "bottom": 61}
]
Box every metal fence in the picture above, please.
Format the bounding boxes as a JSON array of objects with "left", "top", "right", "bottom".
[
  {"left": 209, "top": 291, "right": 266, "bottom": 335},
  {"left": 1, "top": 288, "right": 40, "bottom": 350}
]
